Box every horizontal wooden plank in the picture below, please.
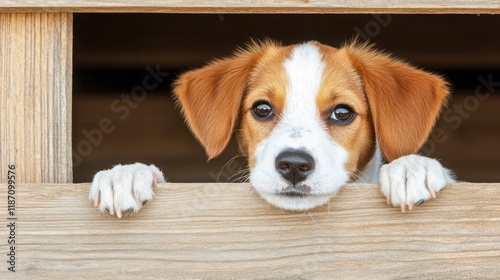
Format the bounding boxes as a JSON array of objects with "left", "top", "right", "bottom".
[
  {"left": 0, "top": 0, "right": 499, "bottom": 13},
  {"left": 0, "top": 183, "right": 499, "bottom": 278}
]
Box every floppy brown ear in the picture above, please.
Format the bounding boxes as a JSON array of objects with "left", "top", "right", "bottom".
[
  {"left": 174, "top": 45, "right": 266, "bottom": 159},
  {"left": 345, "top": 44, "right": 450, "bottom": 162}
]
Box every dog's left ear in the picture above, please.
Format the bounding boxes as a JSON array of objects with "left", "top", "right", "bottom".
[
  {"left": 345, "top": 44, "right": 450, "bottom": 162},
  {"left": 174, "top": 45, "right": 266, "bottom": 160}
]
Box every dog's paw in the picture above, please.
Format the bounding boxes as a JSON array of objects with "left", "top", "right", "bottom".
[
  {"left": 89, "top": 163, "right": 165, "bottom": 218},
  {"left": 380, "top": 154, "right": 455, "bottom": 212}
]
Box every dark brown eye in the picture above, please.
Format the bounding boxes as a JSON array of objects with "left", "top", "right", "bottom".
[
  {"left": 252, "top": 101, "right": 273, "bottom": 120},
  {"left": 330, "top": 105, "right": 355, "bottom": 124}
]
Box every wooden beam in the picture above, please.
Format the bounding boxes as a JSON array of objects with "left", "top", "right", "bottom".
[
  {"left": 0, "top": 183, "right": 499, "bottom": 278},
  {"left": 0, "top": 0, "right": 498, "bottom": 14},
  {"left": 0, "top": 13, "right": 72, "bottom": 183}
]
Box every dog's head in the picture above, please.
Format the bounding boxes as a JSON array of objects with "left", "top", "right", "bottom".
[{"left": 174, "top": 41, "right": 449, "bottom": 210}]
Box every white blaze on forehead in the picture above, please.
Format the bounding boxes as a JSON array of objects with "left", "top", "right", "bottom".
[{"left": 282, "top": 42, "right": 325, "bottom": 125}]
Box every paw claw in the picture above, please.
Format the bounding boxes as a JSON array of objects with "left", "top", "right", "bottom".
[
  {"left": 429, "top": 188, "right": 437, "bottom": 199},
  {"left": 153, "top": 173, "right": 158, "bottom": 186},
  {"left": 93, "top": 197, "right": 100, "bottom": 208}
]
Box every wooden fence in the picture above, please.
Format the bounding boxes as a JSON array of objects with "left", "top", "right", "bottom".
[{"left": 0, "top": 183, "right": 499, "bottom": 278}]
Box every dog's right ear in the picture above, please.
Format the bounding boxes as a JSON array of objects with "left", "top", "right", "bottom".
[{"left": 174, "top": 43, "right": 269, "bottom": 160}]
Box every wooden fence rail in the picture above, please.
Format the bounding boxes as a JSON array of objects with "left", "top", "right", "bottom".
[
  {"left": 0, "top": 0, "right": 499, "bottom": 14},
  {"left": 0, "top": 183, "right": 499, "bottom": 278}
]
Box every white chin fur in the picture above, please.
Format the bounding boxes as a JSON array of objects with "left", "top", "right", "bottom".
[{"left": 259, "top": 192, "right": 332, "bottom": 211}]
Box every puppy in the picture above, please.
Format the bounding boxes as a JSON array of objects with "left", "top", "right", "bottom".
[{"left": 89, "top": 40, "right": 455, "bottom": 217}]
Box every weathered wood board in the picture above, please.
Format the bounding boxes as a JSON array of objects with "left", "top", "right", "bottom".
[{"left": 0, "top": 183, "right": 498, "bottom": 278}]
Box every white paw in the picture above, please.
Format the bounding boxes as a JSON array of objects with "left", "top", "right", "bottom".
[
  {"left": 89, "top": 163, "right": 165, "bottom": 218},
  {"left": 380, "top": 155, "right": 455, "bottom": 212}
]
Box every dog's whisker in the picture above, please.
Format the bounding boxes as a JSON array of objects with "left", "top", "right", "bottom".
[
  {"left": 350, "top": 172, "right": 368, "bottom": 184},
  {"left": 229, "top": 168, "right": 251, "bottom": 183},
  {"left": 229, "top": 167, "right": 250, "bottom": 180},
  {"left": 215, "top": 153, "right": 246, "bottom": 182},
  {"left": 305, "top": 210, "right": 318, "bottom": 223}
]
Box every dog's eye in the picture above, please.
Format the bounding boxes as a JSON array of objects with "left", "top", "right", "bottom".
[
  {"left": 330, "top": 105, "right": 355, "bottom": 124},
  {"left": 252, "top": 101, "right": 273, "bottom": 120}
]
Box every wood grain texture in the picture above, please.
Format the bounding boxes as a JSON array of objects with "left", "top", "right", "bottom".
[
  {"left": 0, "top": 13, "right": 72, "bottom": 183},
  {"left": 0, "top": 183, "right": 499, "bottom": 278},
  {"left": 0, "top": 0, "right": 499, "bottom": 13}
]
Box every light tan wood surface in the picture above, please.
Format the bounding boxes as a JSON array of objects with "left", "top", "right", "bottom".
[
  {"left": 0, "top": 183, "right": 499, "bottom": 278},
  {"left": 0, "top": 13, "right": 72, "bottom": 183},
  {"left": 0, "top": 0, "right": 499, "bottom": 13}
]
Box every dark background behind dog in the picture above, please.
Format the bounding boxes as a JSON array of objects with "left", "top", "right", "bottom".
[{"left": 72, "top": 14, "right": 500, "bottom": 183}]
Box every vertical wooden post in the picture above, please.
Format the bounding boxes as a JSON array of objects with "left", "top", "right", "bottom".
[{"left": 0, "top": 13, "right": 72, "bottom": 183}]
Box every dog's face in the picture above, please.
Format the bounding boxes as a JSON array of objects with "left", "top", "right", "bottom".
[
  {"left": 238, "top": 43, "right": 375, "bottom": 210},
  {"left": 174, "top": 41, "right": 449, "bottom": 211}
]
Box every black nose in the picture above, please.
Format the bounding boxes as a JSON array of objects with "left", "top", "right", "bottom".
[{"left": 275, "top": 150, "right": 315, "bottom": 185}]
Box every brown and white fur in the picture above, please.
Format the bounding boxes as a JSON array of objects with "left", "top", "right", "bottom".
[{"left": 89, "top": 40, "right": 455, "bottom": 217}]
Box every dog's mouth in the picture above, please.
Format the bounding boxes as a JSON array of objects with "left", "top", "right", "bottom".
[
  {"left": 250, "top": 176, "right": 337, "bottom": 210},
  {"left": 278, "top": 185, "right": 312, "bottom": 198},
  {"left": 260, "top": 190, "right": 331, "bottom": 211},
  {"left": 258, "top": 184, "right": 332, "bottom": 211}
]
